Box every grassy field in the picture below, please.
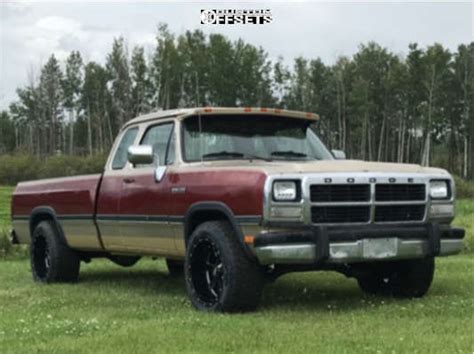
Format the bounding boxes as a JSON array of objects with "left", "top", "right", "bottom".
[
  {"left": 0, "top": 186, "right": 11, "bottom": 224},
  {"left": 0, "top": 186, "right": 26, "bottom": 257},
  {"left": 0, "top": 185, "right": 472, "bottom": 353}
]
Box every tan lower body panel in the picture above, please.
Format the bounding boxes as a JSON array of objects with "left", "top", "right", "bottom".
[
  {"left": 12, "top": 220, "right": 30, "bottom": 244},
  {"left": 13, "top": 215, "right": 260, "bottom": 259},
  {"left": 98, "top": 220, "right": 183, "bottom": 257},
  {"left": 12, "top": 218, "right": 103, "bottom": 251},
  {"left": 119, "top": 221, "right": 180, "bottom": 256},
  {"left": 171, "top": 222, "right": 185, "bottom": 257},
  {"left": 61, "top": 220, "right": 102, "bottom": 251},
  {"left": 98, "top": 220, "right": 122, "bottom": 252}
]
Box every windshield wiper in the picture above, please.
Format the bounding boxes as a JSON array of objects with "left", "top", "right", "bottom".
[
  {"left": 202, "top": 151, "right": 273, "bottom": 162},
  {"left": 270, "top": 150, "right": 308, "bottom": 159},
  {"left": 202, "top": 151, "right": 244, "bottom": 159}
]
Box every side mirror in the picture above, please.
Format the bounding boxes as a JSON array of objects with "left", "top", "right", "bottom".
[
  {"left": 128, "top": 145, "right": 154, "bottom": 165},
  {"left": 332, "top": 149, "right": 346, "bottom": 160}
]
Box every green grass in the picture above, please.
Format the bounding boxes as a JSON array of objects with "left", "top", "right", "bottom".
[
  {"left": 0, "top": 186, "right": 28, "bottom": 258},
  {"left": 0, "top": 185, "right": 472, "bottom": 353},
  {"left": 0, "top": 257, "right": 472, "bottom": 353},
  {"left": 0, "top": 185, "right": 12, "bottom": 223},
  {"left": 455, "top": 199, "right": 474, "bottom": 252},
  {"left": 0, "top": 186, "right": 15, "bottom": 257}
]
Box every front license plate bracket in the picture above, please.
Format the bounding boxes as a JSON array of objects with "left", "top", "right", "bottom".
[{"left": 362, "top": 237, "right": 398, "bottom": 259}]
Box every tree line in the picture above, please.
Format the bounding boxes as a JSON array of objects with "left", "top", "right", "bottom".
[{"left": 0, "top": 24, "right": 472, "bottom": 179}]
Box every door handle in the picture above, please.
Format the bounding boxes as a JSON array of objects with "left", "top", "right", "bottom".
[{"left": 123, "top": 177, "right": 135, "bottom": 184}]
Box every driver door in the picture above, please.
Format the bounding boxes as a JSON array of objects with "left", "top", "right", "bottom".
[{"left": 118, "top": 121, "right": 178, "bottom": 254}]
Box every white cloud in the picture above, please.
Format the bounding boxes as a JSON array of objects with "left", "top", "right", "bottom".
[
  {"left": 36, "top": 16, "right": 82, "bottom": 33},
  {"left": 0, "top": 2, "right": 471, "bottom": 111}
]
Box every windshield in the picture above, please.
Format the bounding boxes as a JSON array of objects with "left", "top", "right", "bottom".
[{"left": 182, "top": 114, "right": 333, "bottom": 162}]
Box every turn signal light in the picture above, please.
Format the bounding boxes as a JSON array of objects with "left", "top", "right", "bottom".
[{"left": 244, "top": 235, "right": 255, "bottom": 244}]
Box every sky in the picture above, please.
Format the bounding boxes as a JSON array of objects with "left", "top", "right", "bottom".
[{"left": 0, "top": 1, "right": 472, "bottom": 110}]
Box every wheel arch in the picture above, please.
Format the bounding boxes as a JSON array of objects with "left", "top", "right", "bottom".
[
  {"left": 184, "top": 202, "right": 254, "bottom": 259},
  {"left": 29, "top": 206, "right": 68, "bottom": 246}
]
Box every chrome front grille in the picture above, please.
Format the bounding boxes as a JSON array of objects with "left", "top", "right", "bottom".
[
  {"left": 309, "top": 178, "right": 427, "bottom": 225},
  {"left": 311, "top": 206, "right": 370, "bottom": 223},
  {"left": 374, "top": 205, "right": 425, "bottom": 222},
  {"left": 310, "top": 184, "right": 370, "bottom": 202},
  {"left": 375, "top": 184, "right": 425, "bottom": 201}
]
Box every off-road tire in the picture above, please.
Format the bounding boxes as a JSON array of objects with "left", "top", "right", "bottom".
[
  {"left": 357, "top": 257, "right": 435, "bottom": 298},
  {"left": 185, "top": 221, "right": 264, "bottom": 312},
  {"left": 30, "top": 220, "right": 80, "bottom": 283},
  {"left": 109, "top": 256, "right": 141, "bottom": 267},
  {"left": 166, "top": 259, "right": 184, "bottom": 277}
]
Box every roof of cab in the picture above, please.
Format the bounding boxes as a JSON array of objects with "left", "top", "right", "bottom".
[{"left": 124, "top": 107, "right": 319, "bottom": 129}]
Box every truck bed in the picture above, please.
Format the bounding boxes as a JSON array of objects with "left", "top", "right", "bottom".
[{"left": 11, "top": 174, "right": 103, "bottom": 249}]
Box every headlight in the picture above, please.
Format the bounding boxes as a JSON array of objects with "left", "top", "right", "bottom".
[
  {"left": 430, "top": 180, "right": 449, "bottom": 199},
  {"left": 273, "top": 181, "right": 298, "bottom": 201}
]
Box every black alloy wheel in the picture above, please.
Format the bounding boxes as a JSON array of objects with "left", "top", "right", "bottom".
[
  {"left": 31, "top": 231, "right": 51, "bottom": 281},
  {"left": 185, "top": 221, "right": 263, "bottom": 312},
  {"left": 188, "top": 237, "right": 225, "bottom": 306}
]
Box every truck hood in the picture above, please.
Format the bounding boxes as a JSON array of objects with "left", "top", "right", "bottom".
[{"left": 185, "top": 159, "right": 449, "bottom": 176}]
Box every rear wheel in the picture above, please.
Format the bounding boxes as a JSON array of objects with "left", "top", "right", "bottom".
[
  {"left": 357, "top": 257, "right": 435, "bottom": 298},
  {"left": 31, "top": 220, "right": 80, "bottom": 283},
  {"left": 185, "top": 221, "right": 263, "bottom": 312}
]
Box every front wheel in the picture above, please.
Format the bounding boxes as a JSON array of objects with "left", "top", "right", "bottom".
[
  {"left": 357, "top": 257, "right": 435, "bottom": 298},
  {"left": 185, "top": 221, "right": 263, "bottom": 312}
]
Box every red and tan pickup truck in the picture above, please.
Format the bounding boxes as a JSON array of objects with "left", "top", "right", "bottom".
[{"left": 11, "top": 107, "right": 465, "bottom": 312}]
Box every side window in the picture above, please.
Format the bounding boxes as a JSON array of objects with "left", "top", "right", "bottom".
[
  {"left": 112, "top": 127, "right": 139, "bottom": 170},
  {"left": 167, "top": 131, "right": 176, "bottom": 165},
  {"left": 139, "top": 123, "right": 175, "bottom": 167}
]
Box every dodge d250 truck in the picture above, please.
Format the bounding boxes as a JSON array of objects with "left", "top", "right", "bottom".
[{"left": 11, "top": 107, "right": 465, "bottom": 312}]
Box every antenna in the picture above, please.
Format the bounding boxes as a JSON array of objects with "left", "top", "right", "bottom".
[{"left": 199, "top": 111, "right": 203, "bottom": 164}]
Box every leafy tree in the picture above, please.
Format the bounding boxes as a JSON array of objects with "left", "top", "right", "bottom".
[
  {"left": 82, "top": 62, "right": 112, "bottom": 154},
  {"left": 131, "top": 46, "right": 151, "bottom": 115},
  {"left": 150, "top": 24, "right": 181, "bottom": 109},
  {"left": 273, "top": 58, "right": 291, "bottom": 108},
  {"left": 106, "top": 37, "right": 132, "bottom": 129},
  {"left": 2, "top": 25, "right": 472, "bottom": 180},
  {"left": 39, "top": 55, "right": 63, "bottom": 154},
  {"left": 420, "top": 44, "right": 452, "bottom": 166},
  {"left": 331, "top": 57, "right": 353, "bottom": 154},
  {"left": 206, "top": 34, "right": 237, "bottom": 106},
  {"left": 0, "top": 111, "right": 15, "bottom": 153},
  {"left": 179, "top": 30, "right": 210, "bottom": 106},
  {"left": 9, "top": 86, "right": 42, "bottom": 154},
  {"left": 62, "top": 51, "right": 84, "bottom": 154},
  {"left": 453, "top": 43, "right": 473, "bottom": 178},
  {"left": 234, "top": 39, "right": 274, "bottom": 106}
]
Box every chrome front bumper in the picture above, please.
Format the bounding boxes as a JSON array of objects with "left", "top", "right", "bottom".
[
  {"left": 253, "top": 223, "right": 465, "bottom": 265},
  {"left": 256, "top": 238, "right": 464, "bottom": 265}
]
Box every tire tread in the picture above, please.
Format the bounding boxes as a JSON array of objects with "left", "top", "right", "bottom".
[{"left": 186, "top": 221, "right": 263, "bottom": 312}]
